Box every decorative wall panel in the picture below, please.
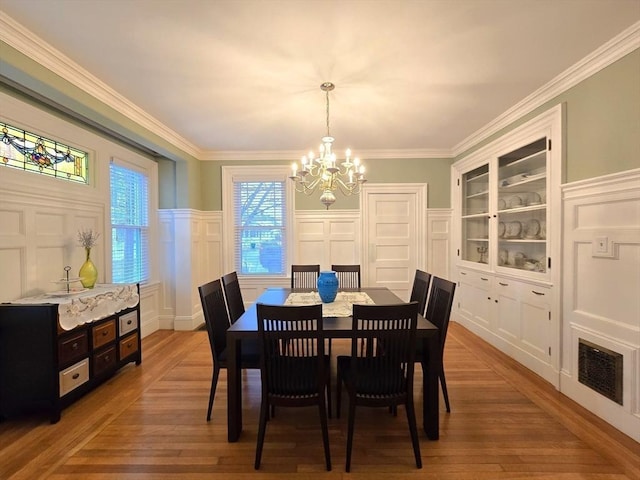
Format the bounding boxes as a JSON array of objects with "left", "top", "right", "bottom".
[{"left": 561, "top": 169, "right": 640, "bottom": 442}]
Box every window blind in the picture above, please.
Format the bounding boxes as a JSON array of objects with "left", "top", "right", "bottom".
[
  {"left": 233, "top": 180, "right": 287, "bottom": 275},
  {"left": 110, "top": 162, "right": 149, "bottom": 283}
]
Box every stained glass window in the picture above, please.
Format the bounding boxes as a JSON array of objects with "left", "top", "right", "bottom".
[{"left": 0, "top": 121, "right": 88, "bottom": 183}]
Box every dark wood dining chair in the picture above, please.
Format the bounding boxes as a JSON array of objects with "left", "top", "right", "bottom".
[
  {"left": 331, "top": 264, "right": 361, "bottom": 290},
  {"left": 416, "top": 276, "right": 456, "bottom": 413},
  {"left": 254, "top": 303, "right": 332, "bottom": 471},
  {"left": 291, "top": 264, "right": 320, "bottom": 289},
  {"left": 221, "top": 271, "right": 245, "bottom": 323},
  {"left": 198, "top": 279, "right": 260, "bottom": 421},
  {"left": 336, "top": 302, "right": 422, "bottom": 472},
  {"left": 410, "top": 269, "right": 432, "bottom": 316}
]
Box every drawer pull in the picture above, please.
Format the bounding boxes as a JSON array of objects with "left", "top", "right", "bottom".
[
  {"left": 532, "top": 290, "right": 545, "bottom": 296},
  {"left": 127, "top": 320, "right": 133, "bottom": 325},
  {"left": 104, "top": 355, "right": 110, "bottom": 362},
  {"left": 72, "top": 373, "right": 80, "bottom": 380},
  {"left": 72, "top": 342, "right": 78, "bottom": 350},
  {"left": 499, "top": 282, "right": 509, "bottom": 286},
  {"left": 102, "top": 331, "right": 108, "bottom": 336},
  {"left": 481, "top": 277, "right": 488, "bottom": 281},
  {"left": 127, "top": 342, "right": 133, "bottom": 348},
  {"left": 460, "top": 272, "right": 467, "bottom": 275}
]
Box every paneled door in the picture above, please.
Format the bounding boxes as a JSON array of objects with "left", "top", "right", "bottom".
[{"left": 362, "top": 184, "right": 426, "bottom": 300}]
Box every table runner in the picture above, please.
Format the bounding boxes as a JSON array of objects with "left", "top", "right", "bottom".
[
  {"left": 10, "top": 283, "right": 139, "bottom": 331},
  {"left": 284, "top": 291, "right": 375, "bottom": 317}
]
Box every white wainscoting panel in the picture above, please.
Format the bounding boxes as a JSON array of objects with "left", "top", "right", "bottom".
[
  {"left": 427, "top": 208, "right": 452, "bottom": 280},
  {"left": 0, "top": 190, "right": 104, "bottom": 301},
  {"left": 561, "top": 168, "right": 640, "bottom": 442},
  {"left": 295, "top": 210, "right": 361, "bottom": 271},
  {"left": 158, "top": 209, "right": 223, "bottom": 330}
]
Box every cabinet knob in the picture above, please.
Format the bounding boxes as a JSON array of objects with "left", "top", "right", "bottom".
[
  {"left": 72, "top": 342, "right": 78, "bottom": 350},
  {"left": 481, "top": 277, "right": 488, "bottom": 281},
  {"left": 532, "top": 290, "right": 545, "bottom": 296},
  {"left": 102, "top": 331, "right": 108, "bottom": 336},
  {"left": 72, "top": 373, "right": 80, "bottom": 380},
  {"left": 127, "top": 320, "right": 132, "bottom": 325},
  {"left": 104, "top": 355, "right": 110, "bottom": 362},
  {"left": 499, "top": 282, "right": 509, "bottom": 286}
]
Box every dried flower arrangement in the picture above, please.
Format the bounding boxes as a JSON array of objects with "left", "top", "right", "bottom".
[{"left": 77, "top": 228, "right": 100, "bottom": 249}]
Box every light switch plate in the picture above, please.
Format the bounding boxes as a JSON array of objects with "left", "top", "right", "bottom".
[{"left": 592, "top": 236, "right": 616, "bottom": 258}]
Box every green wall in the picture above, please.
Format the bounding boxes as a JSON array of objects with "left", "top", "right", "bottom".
[
  {"left": 456, "top": 50, "right": 640, "bottom": 183},
  {"left": 199, "top": 157, "right": 452, "bottom": 211},
  {"left": 2, "top": 38, "right": 638, "bottom": 209},
  {"left": 0, "top": 41, "right": 202, "bottom": 210}
]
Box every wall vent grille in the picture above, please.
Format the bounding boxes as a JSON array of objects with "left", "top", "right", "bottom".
[{"left": 578, "top": 338, "right": 623, "bottom": 405}]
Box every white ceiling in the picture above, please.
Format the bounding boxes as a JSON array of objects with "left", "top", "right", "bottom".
[{"left": 1, "top": 0, "right": 639, "bottom": 160}]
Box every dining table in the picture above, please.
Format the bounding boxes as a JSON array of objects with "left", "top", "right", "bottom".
[{"left": 225, "top": 287, "right": 441, "bottom": 442}]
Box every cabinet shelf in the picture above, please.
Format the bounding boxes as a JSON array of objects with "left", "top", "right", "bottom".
[
  {"left": 462, "top": 212, "right": 489, "bottom": 219},
  {"left": 500, "top": 172, "right": 545, "bottom": 189},
  {"left": 498, "top": 204, "right": 546, "bottom": 214},
  {"left": 466, "top": 190, "right": 488, "bottom": 199},
  {"left": 466, "top": 171, "right": 489, "bottom": 182},
  {"left": 467, "top": 237, "right": 489, "bottom": 242},
  {"left": 498, "top": 238, "right": 546, "bottom": 243}
]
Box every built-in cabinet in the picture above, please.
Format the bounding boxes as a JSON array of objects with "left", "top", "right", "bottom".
[{"left": 452, "top": 105, "right": 562, "bottom": 386}]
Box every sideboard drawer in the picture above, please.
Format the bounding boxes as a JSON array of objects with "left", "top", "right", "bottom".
[
  {"left": 119, "top": 333, "right": 138, "bottom": 360},
  {"left": 59, "top": 358, "right": 89, "bottom": 397},
  {"left": 119, "top": 311, "right": 138, "bottom": 336},
  {"left": 92, "top": 319, "right": 116, "bottom": 349},
  {"left": 58, "top": 330, "right": 89, "bottom": 366},
  {"left": 93, "top": 345, "right": 117, "bottom": 377}
]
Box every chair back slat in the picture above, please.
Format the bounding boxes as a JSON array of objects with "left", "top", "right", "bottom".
[
  {"left": 257, "top": 303, "right": 325, "bottom": 397},
  {"left": 198, "top": 279, "right": 230, "bottom": 361},
  {"left": 221, "top": 271, "right": 245, "bottom": 323},
  {"left": 350, "top": 302, "right": 419, "bottom": 397},
  {"left": 425, "top": 277, "right": 456, "bottom": 350},
  {"left": 291, "top": 264, "right": 320, "bottom": 289},
  {"left": 331, "top": 264, "right": 361, "bottom": 289},
  {"left": 410, "top": 269, "right": 432, "bottom": 316}
]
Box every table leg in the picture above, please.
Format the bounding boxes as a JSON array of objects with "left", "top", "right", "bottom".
[
  {"left": 422, "top": 335, "right": 440, "bottom": 440},
  {"left": 227, "top": 337, "right": 242, "bottom": 442}
]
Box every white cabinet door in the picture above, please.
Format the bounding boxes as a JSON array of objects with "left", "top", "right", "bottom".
[{"left": 457, "top": 269, "right": 492, "bottom": 328}]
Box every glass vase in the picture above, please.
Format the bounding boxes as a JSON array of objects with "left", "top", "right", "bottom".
[
  {"left": 79, "top": 247, "right": 98, "bottom": 289},
  {"left": 317, "top": 270, "right": 339, "bottom": 303}
]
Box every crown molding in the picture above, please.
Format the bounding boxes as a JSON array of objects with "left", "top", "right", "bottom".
[
  {"left": 2, "top": 12, "right": 637, "bottom": 162},
  {"left": 200, "top": 148, "right": 452, "bottom": 161},
  {"left": 0, "top": 12, "right": 201, "bottom": 159},
  {"left": 452, "top": 21, "right": 640, "bottom": 157}
]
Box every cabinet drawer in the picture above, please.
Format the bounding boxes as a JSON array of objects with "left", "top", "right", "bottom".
[
  {"left": 522, "top": 284, "right": 551, "bottom": 306},
  {"left": 59, "top": 358, "right": 89, "bottom": 397},
  {"left": 459, "top": 269, "right": 492, "bottom": 290},
  {"left": 92, "top": 319, "right": 116, "bottom": 349},
  {"left": 119, "top": 311, "right": 138, "bottom": 336},
  {"left": 93, "top": 345, "right": 117, "bottom": 377},
  {"left": 119, "top": 333, "right": 139, "bottom": 360},
  {"left": 58, "top": 330, "right": 89, "bottom": 365}
]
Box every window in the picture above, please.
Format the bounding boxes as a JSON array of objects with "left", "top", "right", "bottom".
[
  {"left": 110, "top": 160, "right": 149, "bottom": 283},
  {"left": 223, "top": 166, "right": 294, "bottom": 276},
  {"left": 0, "top": 121, "right": 88, "bottom": 183}
]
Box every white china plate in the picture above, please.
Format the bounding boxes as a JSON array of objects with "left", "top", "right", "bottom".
[
  {"left": 508, "top": 195, "right": 523, "bottom": 209},
  {"left": 506, "top": 221, "right": 522, "bottom": 238},
  {"left": 498, "top": 222, "right": 506, "bottom": 238},
  {"left": 498, "top": 198, "right": 506, "bottom": 210},
  {"left": 524, "top": 219, "right": 541, "bottom": 238},
  {"left": 46, "top": 288, "right": 87, "bottom": 297}
]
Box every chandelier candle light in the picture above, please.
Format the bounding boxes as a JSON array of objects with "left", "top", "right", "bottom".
[{"left": 289, "top": 82, "right": 366, "bottom": 209}]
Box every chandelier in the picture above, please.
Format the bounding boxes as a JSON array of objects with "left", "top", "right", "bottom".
[{"left": 289, "top": 82, "right": 366, "bottom": 209}]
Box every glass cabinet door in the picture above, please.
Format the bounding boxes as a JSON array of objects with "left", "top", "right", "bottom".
[
  {"left": 496, "top": 138, "right": 547, "bottom": 274},
  {"left": 461, "top": 164, "right": 490, "bottom": 265}
]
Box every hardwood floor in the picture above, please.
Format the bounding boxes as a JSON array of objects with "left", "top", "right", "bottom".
[{"left": 1, "top": 322, "right": 639, "bottom": 479}]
